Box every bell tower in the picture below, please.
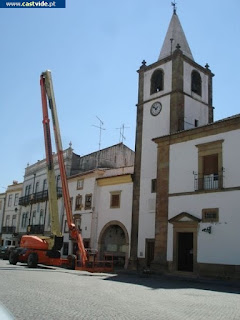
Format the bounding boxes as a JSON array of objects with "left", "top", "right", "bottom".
[{"left": 129, "top": 7, "right": 214, "bottom": 269}]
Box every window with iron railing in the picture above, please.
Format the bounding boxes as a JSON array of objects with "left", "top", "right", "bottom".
[{"left": 195, "top": 140, "right": 224, "bottom": 191}]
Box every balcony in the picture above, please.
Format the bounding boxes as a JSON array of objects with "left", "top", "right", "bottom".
[
  {"left": 19, "top": 188, "right": 62, "bottom": 206},
  {"left": 27, "top": 224, "right": 44, "bottom": 234},
  {"left": 2, "top": 226, "right": 16, "bottom": 234},
  {"left": 194, "top": 174, "right": 223, "bottom": 191}
]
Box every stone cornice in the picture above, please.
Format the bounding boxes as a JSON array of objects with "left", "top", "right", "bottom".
[{"left": 153, "top": 114, "right": 240, "bottom": 146}]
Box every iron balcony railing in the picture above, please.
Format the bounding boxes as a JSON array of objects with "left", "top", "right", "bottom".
[
  {"left": 19, "top": 187, "right": 62, "bottom": 206},
  {"left": 194, "top": 174, "right": 223, "bottom": 191},
  {"left": 2, "top": 226, "right": 16, "bottom": 234}
]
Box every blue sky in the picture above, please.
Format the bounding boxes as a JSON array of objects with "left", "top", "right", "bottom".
[{"left": 0, "top": 0, "right": 240, "bottom": 189}]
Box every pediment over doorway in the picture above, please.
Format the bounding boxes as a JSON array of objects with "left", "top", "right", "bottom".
[{"left": 169, "top": 212, "right": 201, "bottom": 224}]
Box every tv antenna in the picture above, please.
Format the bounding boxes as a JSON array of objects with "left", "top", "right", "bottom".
[
  {"left": 92, "top": 116, "right": 106, "bottom": 151},
  {"left": 116, "top": 124, "right": 130, "bottom": 143}
]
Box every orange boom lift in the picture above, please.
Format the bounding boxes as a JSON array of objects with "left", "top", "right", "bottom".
[{"left": 9, "top": 71, "right": 112, "bottom": 272}]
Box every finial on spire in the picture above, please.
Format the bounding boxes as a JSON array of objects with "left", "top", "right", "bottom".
[{"left": 171, "top": 1, "right": 177, "bottom": 14}]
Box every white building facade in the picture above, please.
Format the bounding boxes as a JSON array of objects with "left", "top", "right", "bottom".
[
  {"left": 129, "top": 9, "right": 240, "bottom": 279},
  {"left": 66, "top": 166, "right": 133, "bottom": 268},
  {"left": 154, "top": 115, "right": 240, "bottom": 279},
  {"left": 1, "top": 181, "right": 23, "bottom": 247}
]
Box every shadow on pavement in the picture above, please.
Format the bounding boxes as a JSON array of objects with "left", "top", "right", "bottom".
[{"left": 103, "top": 272, "right": 240, "bottom": 294}]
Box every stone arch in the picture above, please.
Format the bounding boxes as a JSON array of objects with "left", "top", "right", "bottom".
[{"left": 98, "top": 221, "right": 129, "bottom": 269}]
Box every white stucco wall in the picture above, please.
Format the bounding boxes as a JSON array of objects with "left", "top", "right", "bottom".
[
  {"left": 96, "top": 181, "right": 133, "bottom": 250},
  {"left": 168, "top": 191, "right": 240, "bottom": 265},
  {"left": 184, "top": 96, "right": 209, "bottom": 129},
  {"left": 169, "top": 129, "right": 240, "bottom": 194}
]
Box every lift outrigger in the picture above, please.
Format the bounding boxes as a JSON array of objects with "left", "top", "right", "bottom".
[{"left": 9, "top": 71, "right": 113, "bottom": 272}]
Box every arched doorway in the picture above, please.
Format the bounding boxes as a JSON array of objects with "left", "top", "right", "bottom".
[{"left": 98, "top": 221, "right": 129, "bottom": 269}]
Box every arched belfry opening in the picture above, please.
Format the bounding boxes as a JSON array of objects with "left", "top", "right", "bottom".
[
  {"left": 98, "top": 221, "right": 129, "bottom": 269},
  {"left": 150, "top": 69, "right": 164, "bottom": 94},
  {"left": 191, "top": 70, "right": 202, "bottom": 96}
]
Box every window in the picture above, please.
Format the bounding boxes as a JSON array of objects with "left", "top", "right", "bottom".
[
  {"left": 196, "top": 140, "right": 223, "bottom": 191},
  {"left": 151, "top": 179, "right": 156, "bottom": 193},
  {"left": 5, "top": 215, "right": 10, "bottom": 226},
  {"left": 35, "top": 181, "right": 39, "bottom": 193},
  {"left": 203, "top": 154, "right": 219, "bottom": 189},
  {"left": 77, "top": 179, "right": 84, "bottom": 190},
  {"left": 194, "top": 119, "right": 199, "bottom": 127},
  {"left": 85, "top": 194, "right": 92, "bottom": 210},
  {"left": 42, "top": 179, "right": 47, "bottom": 191},
  {"left": 21, "top": 213, "right": 25, "bottom": 228},
  {"left": 70, "top": 197, "right": 73, "bottom": 210},
  {"left": 151, "top": 69, "right": 164, "bottom": 94},
  {"left": 25, "top": 185, "right": 31, "bottom": 196},
  {"left": 191, "top": 70, "right": 202, "bottom": 96},
  {"left": 110, "top": 192, "right": 121, "bottom": 208},
  {"left": 14, "top": 193, "right": 19, "bottom": 206},
  {"left": 39, "top": 209, "right": 44, "bottom": 225},
  {"left": 12, "top": 215, "right": 16, "bottom": 227},
  {"left": 32, "top": 210, "right": 36, "bottom": 225},
  {"left": 75, "top": 195, "right": 82, "bottom": 210},
  {"left": 202, "top": 208, "right": 219, "bottom": 222},
  {"left": 8, "top": 194, "right": 13, "bottom": 207},
  {"left": 21, "top": 212, "right": 28, "bottom": 228}
]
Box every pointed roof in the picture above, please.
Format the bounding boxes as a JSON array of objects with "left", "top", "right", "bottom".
[{"left": 158, "top": 12, "right": 194, "bottom": 61}]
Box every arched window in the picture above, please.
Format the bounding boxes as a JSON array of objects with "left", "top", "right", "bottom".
[
  {"left": 191, "top": 70, "right": 202, "bottom": 96},
  {"left": 150, "top": 69, "right": 164, "bottom": 94}
]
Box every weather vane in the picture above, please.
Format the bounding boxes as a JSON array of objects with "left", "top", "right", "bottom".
[{"left": 171, "top": 1, "right": 177, "bottom": 14}]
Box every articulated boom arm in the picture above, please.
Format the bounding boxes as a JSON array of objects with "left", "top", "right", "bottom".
[
  {"left": 40, "top": 71, "right": 87, "bottom": 266},
  {"left": 40, "top": 75, "right": 61, "bottom": 243}
]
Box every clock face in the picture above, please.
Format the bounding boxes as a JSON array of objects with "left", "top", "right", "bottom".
[{"left": 150, "top": 102, "right": 162, "bottom": 116}]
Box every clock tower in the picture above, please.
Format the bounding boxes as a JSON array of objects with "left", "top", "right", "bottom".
[{"left": 129, "top": 9, "right": 214, "bottom": 269}]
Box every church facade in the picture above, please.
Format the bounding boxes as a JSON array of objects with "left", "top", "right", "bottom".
[{"left": 130, "top": 10, "right": 240, "bottom": 279}]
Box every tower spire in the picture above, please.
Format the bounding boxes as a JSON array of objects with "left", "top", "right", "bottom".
[{"left": 158, "top": 10, "right": 194, "bottom": 61}]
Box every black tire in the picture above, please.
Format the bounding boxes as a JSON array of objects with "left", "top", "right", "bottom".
[
  {"left": 9, "top": 251, "right": 18, "bottom": 265},
  {"left": 27, "top": 252, "right": 38, "bottom": 268},
  {"left": 67, "top": 254, "right": 76, "bottom": 270}
]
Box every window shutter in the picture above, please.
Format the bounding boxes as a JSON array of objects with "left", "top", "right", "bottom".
[{"left": 203, "top": 154, "right": 218, "bottom": 175}]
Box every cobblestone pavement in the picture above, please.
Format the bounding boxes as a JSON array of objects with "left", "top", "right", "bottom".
[{"left": 0, "top": 259, "right": 239, "bottom": 320}]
